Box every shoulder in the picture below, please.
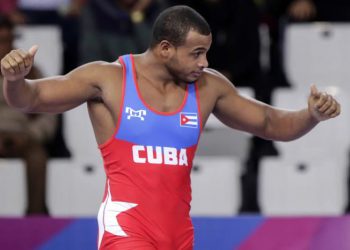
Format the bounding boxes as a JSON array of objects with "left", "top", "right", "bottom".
[
  {"left": 73, "top": 60, "right": 123, "bottom": 75},
  {"left": 67, "top": 60, "right": 124, "bottom": 86},
  {"left": 194, "top": 68, "right": 240, "bottom": 118},
  {"left": 198, "top": 68, "right": 238, "bottom": 97},
  {"left": 201, "top": 68, "right": 236, "bottom": 87}
]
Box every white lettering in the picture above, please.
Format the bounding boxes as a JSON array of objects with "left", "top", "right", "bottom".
[
  {"left": 132, "top": 145, "right": 146, "bottom": 163},
  {"left": 147, "top": 146, "right": 162, "bottom": 164},
  {"left": 132, "top": 145, "right": 189, "bottom": 166},
  {"left": 179, "top": 148, "right": 188, "bottom": 166},
  {"left": 164, "top": 147, "right": 178, "bottom": 165}
]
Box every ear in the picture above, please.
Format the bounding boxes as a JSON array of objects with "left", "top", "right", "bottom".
[{"left": 159, "top": 40, "right": 175, "bottom": 58}]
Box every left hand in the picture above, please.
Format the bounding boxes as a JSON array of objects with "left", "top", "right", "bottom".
[{"left": 308, "top": 85, "right": 341, "bottom": 122}]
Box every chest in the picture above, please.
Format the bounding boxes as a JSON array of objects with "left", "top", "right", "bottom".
[
  {"left": 136, "top": 79, "right": 187, "bottom": 114},
  {"left": 115, "top": 78, "right": 200, "bottom": 148}
]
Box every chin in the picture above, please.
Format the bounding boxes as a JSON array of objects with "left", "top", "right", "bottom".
[
  {"left": 189, "top": 76, "right": 201, "bottom": 83},
  {"left": 183, "top": 74, "right": 198, "bottom": 82}
]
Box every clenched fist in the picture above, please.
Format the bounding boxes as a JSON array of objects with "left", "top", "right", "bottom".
[
  {"left": 1, "top": 45, "right": 38, "bottom": 82},
  {"left": 308, "top": 85, "right": 341, "bottom": 122}
]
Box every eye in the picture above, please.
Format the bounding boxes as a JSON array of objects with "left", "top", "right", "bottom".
[{"left": 192, "top": 51, "right": 201, "bottom": 58}]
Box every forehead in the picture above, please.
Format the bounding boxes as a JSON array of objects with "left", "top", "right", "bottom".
[{"left": 181, "top": 29, "right": 212, "bottom": 50}]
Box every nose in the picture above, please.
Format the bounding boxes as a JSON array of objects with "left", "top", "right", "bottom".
[{"left": 198, "top": 56, "right": 208, "bottom": 69}]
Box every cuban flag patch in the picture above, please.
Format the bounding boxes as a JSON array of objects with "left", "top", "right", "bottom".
[{"left": 180, "top": 112, "right": 198, "bottom": 128}]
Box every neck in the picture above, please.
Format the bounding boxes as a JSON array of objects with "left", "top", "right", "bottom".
[{"left": 136, "top": 49, "right": 180, "bottom": 86}]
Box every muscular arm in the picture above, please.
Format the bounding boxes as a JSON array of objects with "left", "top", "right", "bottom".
[
  {"left": 10, "top": 64, "right": 103, "bottom": 113},
  {"left": 208, "top": 70, "right": 340, "bottom": 141},
  {"left": 1, "top": 46, "right": 110, "bottom": 113}
]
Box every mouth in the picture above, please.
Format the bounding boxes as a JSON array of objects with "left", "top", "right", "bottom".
[{"left": 191, "top": 71, "right": 202, "bottom": 78}]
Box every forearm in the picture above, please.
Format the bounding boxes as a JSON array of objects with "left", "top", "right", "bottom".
[
  {"left": 3, "top": 78, "right": 37, "bottom": 112},
  {"left": 263, "top": 107, "right": 319, "bottom": 141}
]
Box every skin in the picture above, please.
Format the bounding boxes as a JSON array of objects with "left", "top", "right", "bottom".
[
  {"left": 0, "top": 25, "right": 52, "bottom": 214},
  {"left": 0, "top": 29, "right": 341, "bottom": 146}
]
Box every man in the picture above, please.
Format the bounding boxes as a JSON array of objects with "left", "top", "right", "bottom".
[
  {"left": 0, "top": 15, "right": 57, "bottom": 215},
  {"left": 1, "top": 5, "right": 340, "bottom": 249}
]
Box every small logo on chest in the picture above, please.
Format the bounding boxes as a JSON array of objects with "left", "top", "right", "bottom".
[
  {"left": 126, "top": 107, "right": 147, "bottom": 121},
  {"left": 180, "top": 112, "right": 198, "bottom": 128}
]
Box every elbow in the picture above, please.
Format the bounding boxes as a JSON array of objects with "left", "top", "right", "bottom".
[
  {"left": 20, "top": 104, "right": 37, "bottom": 113},
  {"left": 20, "top": 96, "right": 39, "bottom": 113},
  {"left": 4, "top": 94, "right": 37, "bottom": 113},
  {"left": 3, "top": 79, "right": 40, "bottom": 113}
]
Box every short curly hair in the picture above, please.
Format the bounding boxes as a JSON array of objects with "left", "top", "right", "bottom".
[{"left": 150, "top": 5, "right": 211, "bottom": 48}]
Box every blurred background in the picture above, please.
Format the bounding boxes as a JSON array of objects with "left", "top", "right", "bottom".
[{"left": 0, "top": 0, "right": 350, "bottom": 249}]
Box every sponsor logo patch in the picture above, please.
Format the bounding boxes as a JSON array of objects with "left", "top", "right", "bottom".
[{"left": 126, "top": 107, "right": 147, "bottom": 121}]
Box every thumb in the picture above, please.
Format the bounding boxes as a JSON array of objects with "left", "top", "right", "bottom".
[
  {"left": 28, "top": 45, "right": 39, "bottom": 57},
  {"left": 310, "top": 84, "right": 320, "bottom": 97}
]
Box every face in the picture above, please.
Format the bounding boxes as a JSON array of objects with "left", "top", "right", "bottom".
[
  {"left": 166, "top": 30, "right": 212, "bottom": 83},
  {"left": 0, "top": 27, "right": 13, "bottom": 59}
]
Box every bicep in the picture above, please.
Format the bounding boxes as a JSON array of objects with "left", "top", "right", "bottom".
[
  {"left": 28, "top": 63, "right": 104, "bottom": 113},
  {"left": 213, "top": 85, "right": 270, "bottom": 136}
]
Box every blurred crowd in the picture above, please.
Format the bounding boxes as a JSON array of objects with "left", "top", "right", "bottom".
[{"left": 0, "top": 0, "right": 350, "bottom": 215}]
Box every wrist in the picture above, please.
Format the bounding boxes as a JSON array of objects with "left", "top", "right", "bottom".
[
  {"left": 5, "top": 77, "right": 26, "bottom": 86},
  {"left": 307, "top": 107, "right": 321, "bottom": 124}
]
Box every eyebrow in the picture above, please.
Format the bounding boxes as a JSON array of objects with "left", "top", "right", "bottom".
[{"left": 192, "top": 47, "right": 207, "bottom": 52}]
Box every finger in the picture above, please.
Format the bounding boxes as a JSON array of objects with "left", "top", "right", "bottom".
[
  {"left": 318, "top": 95, "right": 333, "bottom": 113},
  {"left": 323, "top": 99, "right": 337, "bottom": 116},
  {"left": 6, "top": 55, "right": 21, "bottom": 74},
  {"left": 28, "top": 45, "right": 38, "bottom": 58},
  {"left": 17, "top": 49, "right": 32, "bottom": 68},
  {"left": 11, "top": 52, "right": 26, "bottom": 72},
  {"left": 310, "top": 84, "right": 320, "bottom": 97},
  {"left": 1, "top": 59, "right": 15, "bottom": 74},
  {"left": 8, "top": 52, "right": 25, "bottom": 73},
  {"left": 325, "top": 99, "right": 340, "bottom": 117},
  {"left": 330, "top": 103, "right": 341, "bottom": 118},
  {"left": 315, "top": 92, "right": 327, "bottom": 108}
]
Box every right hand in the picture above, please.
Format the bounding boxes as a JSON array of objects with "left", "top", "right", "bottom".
[{"left": 1, "top": 45, "right": 38, "bottom": 82}]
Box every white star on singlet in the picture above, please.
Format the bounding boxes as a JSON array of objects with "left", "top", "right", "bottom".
[{"left": 101, "top": 182, "right": 138, "bottom": 237}]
